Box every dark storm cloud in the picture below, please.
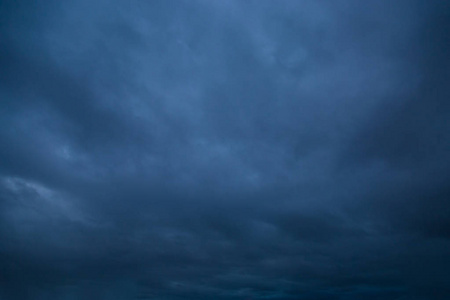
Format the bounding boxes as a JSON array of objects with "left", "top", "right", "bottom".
[
  {"left": 341, "top": 1, "right": 450, "bottom": 240},
  {"left": 1, "top": 0, "right": 450, "bottom": 299}
]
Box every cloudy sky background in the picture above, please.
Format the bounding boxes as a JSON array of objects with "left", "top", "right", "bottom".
[{"left": 1, "top": 0, "right": 450, "bottom": 299}]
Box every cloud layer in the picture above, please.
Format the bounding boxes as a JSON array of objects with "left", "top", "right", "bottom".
[{"left": 1, "top": 1, "right": 450, "bottom": 299}]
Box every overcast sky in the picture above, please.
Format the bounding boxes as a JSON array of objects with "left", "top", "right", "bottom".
[{"left": 1, "top": 1, "right": 450, "bottom": 299}]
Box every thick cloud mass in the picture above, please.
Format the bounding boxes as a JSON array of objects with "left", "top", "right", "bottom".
[{"left": 1, "top": 1, "right": 450, "bottom": 299}]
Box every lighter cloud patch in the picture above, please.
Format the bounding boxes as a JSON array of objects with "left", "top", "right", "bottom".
[
  {"left": 56, "top": 144, "right": 75, "bottom": 161},
  {"left": 2, "top": 177, "right": 92, "bottom": 225}
]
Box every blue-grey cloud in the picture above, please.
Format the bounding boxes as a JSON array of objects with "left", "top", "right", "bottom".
[{"left": 1, "top": 0, "right": 450, "bottom": 299}]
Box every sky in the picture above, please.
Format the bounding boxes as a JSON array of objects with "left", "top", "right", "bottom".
[{"left": 1, "top": 0, "right": 450, "bottom": 299}]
